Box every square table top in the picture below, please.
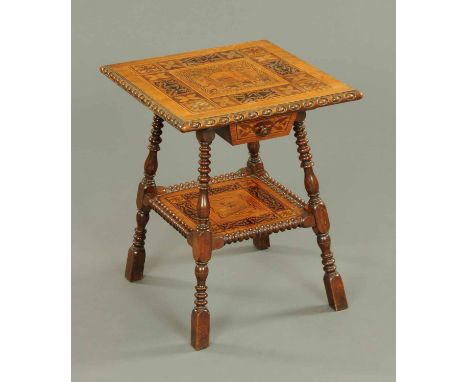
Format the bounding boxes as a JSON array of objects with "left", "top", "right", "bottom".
[{"left": 100, "top": 40, "right": 362, "bottom": 132}]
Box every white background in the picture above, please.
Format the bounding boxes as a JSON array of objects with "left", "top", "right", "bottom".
[{"left": 396, "top": 0, "right": 468, "bottom": 380}]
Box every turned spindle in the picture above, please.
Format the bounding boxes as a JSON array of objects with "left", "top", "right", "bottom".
[
  {"left": 246, "top": 141, "right": 270, "bottom": 249},
  {"left": 246, "top": 141, "right": 265, "bottom": 174},
  {"left": 125, "top": 114, "right": 163, "bottom": 282},
  {"left": 293, "top": 111, "right": 348, "bottom": 311}
]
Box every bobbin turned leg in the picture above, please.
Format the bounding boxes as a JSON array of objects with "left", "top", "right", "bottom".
[
  {"left": 125, "top": 115, "right": 163, "bottom": 282},
  {"left": 293, "top": 111, "right": 348, "bottom": 311},
  {"left": 246, "top": 141, "right": 270, "bottom": 250},
  {"left": 191, "top": 129, "right": 215, "bottom": 350}
]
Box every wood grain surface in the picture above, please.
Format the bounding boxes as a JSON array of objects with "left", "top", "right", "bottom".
[
  {"left": 149, "top": 169, "right": 312, "bottom": 244},
  {"left": 100, "top": 40, "right": 363, "bottom": 132},
  {"left": 216, "top": 112, "right": 296, "bottom": 145}
]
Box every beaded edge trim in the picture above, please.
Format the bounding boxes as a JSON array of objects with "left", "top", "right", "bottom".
[{"left": 100, "top": 65, "right": 363, "bottom": 133}]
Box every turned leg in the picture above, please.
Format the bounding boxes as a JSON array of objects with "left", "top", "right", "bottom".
[
  {"left": 191, "top": 129, "right": 215, "bottom": 350},
  {"left": 253, "top": 234, "right": 270, "bottom": 250},
  {"left": 293, "top": 111, "right": 348, "bottom": 311},
  {"left": 125, "top": 114, "right": 163, "bottom": 282},
  {"left": 246, "top": 141, "right": 270, "bottom": 249},
  {"left": 125, "top": 209, "right": 150, "bottom": 282},
  {"left": 246, "top": 141, "right": 265, "bottom": 175}
]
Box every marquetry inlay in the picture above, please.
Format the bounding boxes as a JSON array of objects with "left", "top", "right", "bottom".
[
  {"left": 100, "top": 40, "right": 363, "bottom": 131},
  {"left": 171, "top": 58, "right": 288, "bottom": 98},
  {"left": 154, "top": 174, "right": 306, "bottom": 237}
]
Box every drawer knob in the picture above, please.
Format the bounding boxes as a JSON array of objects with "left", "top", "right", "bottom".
[{"left": 255, "top": 124, "right": 271, "bottom": 137}]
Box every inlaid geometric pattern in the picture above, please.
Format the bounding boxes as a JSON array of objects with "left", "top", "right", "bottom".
[
  {"left": 129, "top": 48, "right": 328, "bottom": 113},
  {"left": 100, "top": 40, "right": 363, "bottom": 131},
  {"left": 154, "top": 174, "right": 306, "bottom": 236}
]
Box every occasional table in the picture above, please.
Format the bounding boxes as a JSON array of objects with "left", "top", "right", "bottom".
[{"left": 100, "top": 40, "right": 363, "bottom": 350}]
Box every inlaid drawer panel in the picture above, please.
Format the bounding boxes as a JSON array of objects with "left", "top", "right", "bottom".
[{"left": 216, "top": 112, "right": 297, "bottom": 145}]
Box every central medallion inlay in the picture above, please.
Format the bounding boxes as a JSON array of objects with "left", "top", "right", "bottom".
[{"left": 171, "top": 58, "right": 287, "bottom": 98}]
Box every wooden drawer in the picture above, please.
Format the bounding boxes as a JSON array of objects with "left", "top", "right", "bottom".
[{"left": 215, "top": 112, "right": 297, "bottom": 145}]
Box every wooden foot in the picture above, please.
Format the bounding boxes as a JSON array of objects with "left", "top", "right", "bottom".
[
  {"left": 191, "top": 308, "right": 210, "bottom": 350},
  {"left": 323, "top": 272, "right": 348, "bottom": 311},
  {"left": 125, "top": 209, "right": 149, "bottom": 282},
  {"left": 125, "top": 248, "right": 145, "bottom": 282},
  {"left": 253, "top": 234, "right": 270, "bottom": 250}
]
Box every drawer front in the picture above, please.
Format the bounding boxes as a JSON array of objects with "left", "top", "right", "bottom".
[{"left": 216, "top": 112, "right": 297, "bottom": 145}]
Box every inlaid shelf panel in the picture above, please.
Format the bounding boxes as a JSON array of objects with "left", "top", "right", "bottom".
[{"left": 149, "top": 168, "right": 314, "bottom": 246}]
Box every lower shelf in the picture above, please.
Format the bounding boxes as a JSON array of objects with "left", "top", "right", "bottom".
[{"left": 148, "top": 168, "right": 313, "bottom": 245}]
